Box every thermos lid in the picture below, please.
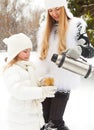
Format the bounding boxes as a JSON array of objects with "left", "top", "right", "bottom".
[{"left": 51, "top": 54, "right": 58, "bottom": 62}]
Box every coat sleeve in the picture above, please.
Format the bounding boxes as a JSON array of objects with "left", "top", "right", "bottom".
[
  {"left": 3, "top": 67, "right": 43, "bottom": 101},
  {"left": 76, "top": 18, "right": 94, "bottom": 58}
]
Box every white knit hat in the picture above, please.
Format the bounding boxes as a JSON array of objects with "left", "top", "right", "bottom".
[
  {"left": 3, "top": 33, "right": 32, "bottom": 63},
  {"left": 44, "top": 0, "right": 73, "bottom": 19}
]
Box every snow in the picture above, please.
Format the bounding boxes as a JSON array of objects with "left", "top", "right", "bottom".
[{"left": 0, "top": 52, "right": 94, "bottom": 130}]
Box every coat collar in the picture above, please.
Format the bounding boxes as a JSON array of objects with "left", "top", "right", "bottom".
[{"left": 16, "top": 61, "right": 35, "bottom": 71}]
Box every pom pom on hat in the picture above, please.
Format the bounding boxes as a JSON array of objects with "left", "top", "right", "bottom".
[{"left": 3, "top": 33, "right": 32, "bottom": 63}]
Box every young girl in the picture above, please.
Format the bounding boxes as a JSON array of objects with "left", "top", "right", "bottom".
[{"left": 3, "top": 33, "right": 56, "bottom": 130}]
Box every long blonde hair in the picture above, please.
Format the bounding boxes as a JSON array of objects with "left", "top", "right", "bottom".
[{"left": 40, "top": 7, "right": 69, "bottom": 60}]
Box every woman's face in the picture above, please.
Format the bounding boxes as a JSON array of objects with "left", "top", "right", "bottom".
[
  {"left": 17, "top": 49, "right": 31, "bottom": 61},
  {"left": 48, "top": 7, "right": 61, "bottom": 21}
]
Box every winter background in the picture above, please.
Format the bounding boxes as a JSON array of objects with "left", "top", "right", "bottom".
[{"left": 0, "top": 0, "right": 94, "bottom": 130}]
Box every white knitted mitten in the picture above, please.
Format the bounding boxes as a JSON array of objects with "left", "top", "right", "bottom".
[
  {"left": 66, "top": 46, "right": 82, "bottom": 59},
  {"left": 42, "top": 86, "right": 56, "bottom": 98}
]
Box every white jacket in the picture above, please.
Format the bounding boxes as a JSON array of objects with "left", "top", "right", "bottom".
[
  {"left": 3, "top": 61, "right": 47, "bottom": 130},
  {"left": 37, "top": 17, "right": 88, "bottom": 91}
]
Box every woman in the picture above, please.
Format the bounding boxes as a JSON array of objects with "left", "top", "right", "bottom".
[
  {"left": 37, "top": 0, "right": 94, "bottom": 130},
  {"left": 3, "top": 33, "right": 56, "bottom": 130}
]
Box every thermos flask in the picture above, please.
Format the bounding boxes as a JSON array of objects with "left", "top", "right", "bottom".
[{"left": 51, "top": 53, "right": 94, "bottom": 78}]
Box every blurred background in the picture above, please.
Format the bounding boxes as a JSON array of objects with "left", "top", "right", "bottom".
[
  {"left": 0, "top": 0, "right": 94, "bottom": 51},
  {"left": 0, "top": 0, "right": 94, "bottom": 130}
]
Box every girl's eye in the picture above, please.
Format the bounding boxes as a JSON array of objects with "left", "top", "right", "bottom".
[
  {"left": 23, "top": 50, "right": 28, "bottom": 53},
  {"left": 23, "top": 51, "right": 27, "bottom": 53}
]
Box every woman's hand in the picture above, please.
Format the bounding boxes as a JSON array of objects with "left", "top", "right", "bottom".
[{"left": 66, "top": 46, "right": 82, "bottom": 59}]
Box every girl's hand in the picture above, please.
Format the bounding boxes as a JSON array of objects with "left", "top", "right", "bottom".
[{"left": 39, "top": 77, "right": 54, "bottom": 86}]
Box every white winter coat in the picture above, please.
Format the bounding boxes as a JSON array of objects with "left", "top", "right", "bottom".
[
  {"left": 3, "top": 61, "right": 45, "bottom": 130},
  {"left": 37, "top": 17, "right": 87, "bottom": 91}
]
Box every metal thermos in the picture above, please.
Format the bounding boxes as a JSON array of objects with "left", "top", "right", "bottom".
[{"left": 51, "top": 53, "right": 94, "bottom": 78}]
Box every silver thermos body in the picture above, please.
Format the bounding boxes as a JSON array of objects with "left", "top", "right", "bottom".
[{"left": 51, "top": 53, "right": 94, "bottom": 78}]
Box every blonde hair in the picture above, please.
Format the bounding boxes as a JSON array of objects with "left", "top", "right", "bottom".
[
  {"left": 4, "top": 56, "right": 20, "bottom": 71},
  {"left": 40, "top": 7, "right": 69, "bottom": 60}
]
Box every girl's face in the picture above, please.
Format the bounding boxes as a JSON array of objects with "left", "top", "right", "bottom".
[
  {"left": 17, "top": 49, "right": 31, "bottom": 61},
  {"left": 48, "top": 7, "right": 61, "bottom": 21}
]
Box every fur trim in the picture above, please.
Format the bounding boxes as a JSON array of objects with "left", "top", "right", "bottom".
[{"left": 37, "top": 17, "right": 87, "bottom": 91}]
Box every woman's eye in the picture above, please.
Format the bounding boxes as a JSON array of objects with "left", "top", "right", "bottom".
[
  {"left": 49, "top": 9, "right": 52, "bottom": 12},
  {"left": 55, "top": 7, "right": 60, "bottom": 10}
]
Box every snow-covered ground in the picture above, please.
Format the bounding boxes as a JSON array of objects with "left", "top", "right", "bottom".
[{"left": 0, "top": 52, "right": 94, "bottom": 130}]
